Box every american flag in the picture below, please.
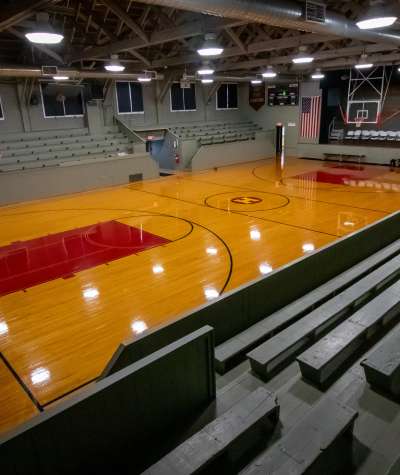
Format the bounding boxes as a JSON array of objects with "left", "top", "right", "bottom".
[{"left": 300, "top": 96, "right": 321, "bottom": 139}]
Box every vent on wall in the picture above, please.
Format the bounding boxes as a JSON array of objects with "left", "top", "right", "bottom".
[
  {"left": 129, "top": 173, "right": 143, "bottom": 182},
  {"left": 304, "top": 1, "right": 326, "bottom": 23}
]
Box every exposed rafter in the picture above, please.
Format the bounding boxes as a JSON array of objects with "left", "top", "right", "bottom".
[
  {"left": 67, "top": 19, "right": 247, "bottom": 63},
  {"left": 0, "top": 0, "right": 60, "bottom": 32},
  {"left": 100, "top": 0, "right": 149, "bottom": 43}
]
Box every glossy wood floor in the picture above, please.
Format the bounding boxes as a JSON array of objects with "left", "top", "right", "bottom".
[{"left": 1, "top": 157, "right": 400, "bottom": 434}]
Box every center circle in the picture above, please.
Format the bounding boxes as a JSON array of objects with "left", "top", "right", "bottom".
[
  {"left": 231, "top": 196, "right": 263, "bottom": 205},
  {"left": 205, "top": 191, "right": 290, "bottom": 212}
]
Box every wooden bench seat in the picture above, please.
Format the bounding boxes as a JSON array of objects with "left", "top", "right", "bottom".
[
  {"left": 241, "top": 397, "right": 358, "bottom": 475},
  {"left": 361, "top": 324, "right": 400, "bottom": 398},
  {"left": 142, "top": 387, "right": 279, "bottom": 475},
  {"left": 247, "top": 254, "right": 400, "bottom": 380},
  {"left": 214, "top": 239, "right": 400, "bottom": 374},
  {"left": 297, "top": 281, "right": 400, "bottom": 385}
]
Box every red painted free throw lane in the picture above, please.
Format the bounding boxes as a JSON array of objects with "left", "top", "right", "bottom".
[
  {"left": 294, "top": 164, "right": 385, "bottom": 185},
  {"left": 0, "top": 220, "right": 170, "bottom": 296}
]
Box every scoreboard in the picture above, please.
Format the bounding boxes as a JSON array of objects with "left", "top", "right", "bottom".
[{"left": 267, "top": 83, "right": 299, "bottom": 106}]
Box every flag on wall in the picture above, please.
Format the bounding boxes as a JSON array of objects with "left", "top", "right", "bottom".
[{"left": 300, "top": 96, "right": 321, "bottom": 139}]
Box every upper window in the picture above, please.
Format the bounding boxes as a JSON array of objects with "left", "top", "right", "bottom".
[
  {"left": 0, "top": 96, "right": 4, "bottom": 120},
  {"left": 216, "top": 84, "right": 238, "bottom": 110},
  {"left": 170, "top": 83, "right": 196, "bottom": 112},
  {"left": 40, "top": 84, "right": 84, "bottom": 118},
  {"left": 116, "top": 81, "right": 144, "bottom": 114}
]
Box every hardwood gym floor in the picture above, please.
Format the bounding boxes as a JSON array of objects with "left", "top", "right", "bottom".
[{"left": 1, "top": 157, "right": 400, "bottom": 434}]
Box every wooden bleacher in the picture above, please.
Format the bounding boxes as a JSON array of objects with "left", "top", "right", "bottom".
[
  {"left": 214, "top": 238, "right": 400, "bottom": 374},
  {"left": 170, "top": 121, "right": 262, "bottom": 145},
  {"left": 0, "top": 126, "right": 137, "bottom": 172},
  {"left": 361, "top": 324, "right": 400, "bottom": 398},
  {"left": 247, "top": 253, "right": 400, "bottom": 380},
  {"left": 297, "top": 281, "right": 400, "bottom": 386},
  {"left": 241, "top": 397, "right": 358, "bottom": 475},
  {"left": 143, "top": 387, "right": 279, "bottom": 475}
]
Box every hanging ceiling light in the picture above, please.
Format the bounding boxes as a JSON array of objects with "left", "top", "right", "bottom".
[
  {"left": 25, "top": 12, "right": 63, "bottom": 44},
  {"left": 53, "top": 75, "right": 69, "bottom": 81},
  {"left": 355, "top": 54, "right": 374, "bottom": 69},
  {"left": 201, "top": 78, "right": 214, "bottom": 84},
  {"left": 138, "top": 72, "right": 152, "bottom": 82},
  {"left": 356, "top": 1, "right": 397, "bottom": 30},
  {"left": 251, "top": 79, "right": 263, "bottom": 85},
  {"left": 197, "top": 33, "right": 224, "bottom": 57},
  {"left": 262, "top": 66, "right": 277, "bottom": 78},
  {"left": 105, "top": 54, "right": 125, "bottom": 72},
  {"left": 311, "top": 68, "right": 325, "bottom": 79},
  {"left": 292, "top": 46, "right": 314, "bottom": 64},
  {"left": 197, "top": 62, "right": 215, "bottom": 75}
]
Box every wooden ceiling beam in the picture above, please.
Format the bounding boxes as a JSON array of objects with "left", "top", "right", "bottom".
[
  {"left": 99, "top": 0, "right": 148, "bottom": 43},
  {"left": 67, "top": 18, "right": 247, "bottom": 62},
  {"left": 0, "top": 0, "right": 60, "bottom": 32}
]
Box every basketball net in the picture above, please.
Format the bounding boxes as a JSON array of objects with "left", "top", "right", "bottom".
[{"left": 355, "top": 119, "right": 364, "bottom": 128}]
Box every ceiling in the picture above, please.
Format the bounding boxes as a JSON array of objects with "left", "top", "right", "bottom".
[{"left": 1, "top": 0, "right": 400, "bottom": 79}]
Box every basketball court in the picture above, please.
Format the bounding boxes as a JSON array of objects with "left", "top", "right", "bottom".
[{"left": 1, "top": 156, "right": 400, "bottom": 433}]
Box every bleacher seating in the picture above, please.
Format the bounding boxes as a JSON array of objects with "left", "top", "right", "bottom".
[
  {"left": 169, "top": 121, "right": 262, "bottom": 145},
  {"left": 247, "top": 253, "right": 400, "bottom": 380},
  {"left": 143, "top": 387, "right": 279, "bottom": 475},
  {"left": 0, "top": 126, "right": 134, "bottom": 172},
  {"left": 214, "top": 239, "right": 400, "bottom": 374},
  {"left": 361, "top": 323, "right": 400, "bottom": 398},
  {"left": 241, "top": 397, "right": 358, "bottom": 475},
  {"left": 345, "top": 129, "right": 400, "bottom": 143},
  {"left": 296, "top": 280, "right": 400, "bottom": 386}
]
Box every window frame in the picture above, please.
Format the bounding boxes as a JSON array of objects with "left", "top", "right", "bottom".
[
  {"left": 169, "top": 82, "right": 197, "bottom": 112},
  {"left": 115, "top": 81, "right": 145, "bottom": 115},
  {"left": 0, "top": 96, "right": 4, "bottom": 120},
  {"left": 40, "top": 84, "right": 85, "bottom": 119},
  {"left": 216, "top": 83, "right": 239, "bottom": 111}
]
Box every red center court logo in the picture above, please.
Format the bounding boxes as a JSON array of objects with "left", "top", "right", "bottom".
[{"left": 230, "top": 196, "right": 263, "bottom": 205}]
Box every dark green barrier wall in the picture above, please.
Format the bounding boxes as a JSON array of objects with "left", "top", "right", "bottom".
[
  {"left": 1, "top": 326, "right": 215, "bottom": 475},
  {"left": 103, "top": 211, "right": 400, "bottom": 376}
]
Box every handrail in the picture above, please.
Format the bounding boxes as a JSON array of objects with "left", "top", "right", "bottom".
[{"left": 114, "top": 116, "right": 146, "bottom": 144}]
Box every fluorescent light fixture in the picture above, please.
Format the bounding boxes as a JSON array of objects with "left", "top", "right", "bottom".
[
  {"left": 25, "top": 13, "right": 63, "bottom": 45},
  {"left": 355, "top": 62, "right": 373, "bottom": 69},
  {"left": 262, "top": 66, "right": 277, "bottom": 78},
  {"left": 198, "top": 68, "right": 215, "bottom": 75},
  {"left": 356, "top": 2, "right": 397, "bottom": 29},
  {"left": 355, "top": 54, "right": 373, "bottom": 69},
  {"left": 311, "top": 68, "right": 325, "bottom": 79},
  {"left": 131, "top": 320, "right": 148, "bottom": 335},
  {"left": 138, "top": 76, "right": 151, "bottom": 82},
  {"left": 105, "top": 54, "right": 125, "bottom": 72},
  {"left": 201, "top": 78, "right": 214, "bottom": 84},
  {"left": 53, "top": 75, "right": 69, "bottom": 81},
  {"left": 197, "top": 33, "right": 224, "bottom": 57},
  {"left": 251, "top": 79, "right": 263, "bottom": 85},
  {"left": 292, "top": 46, "right": 314, "bottom": 64},
  {"left": 197, "top": 62, "right": 215, "bottom": 75}
]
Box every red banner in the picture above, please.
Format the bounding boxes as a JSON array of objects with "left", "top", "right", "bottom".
[{"left": 249, "top": 83, "right": 266, "bottom": 111}]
